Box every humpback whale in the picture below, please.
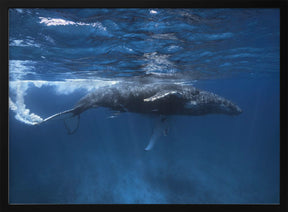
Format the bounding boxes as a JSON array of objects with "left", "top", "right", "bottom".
[{"left": 36, "top": 80, "right": 242, "bottom": 150}]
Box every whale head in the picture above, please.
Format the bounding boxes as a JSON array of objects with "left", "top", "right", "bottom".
[
  {"left": 214, "top": 99, "right": 242, "bottom": 115},
  {"left": 183, "top": 90, "right": 242, "bottom": 116}
]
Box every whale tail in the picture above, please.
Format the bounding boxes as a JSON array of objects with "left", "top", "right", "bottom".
[{"left": 36, "top": 108, "right": 80, "bottom": 134}]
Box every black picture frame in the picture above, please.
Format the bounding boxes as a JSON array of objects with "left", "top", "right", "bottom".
[{"left": 1, "top": 0, "right": 287, "bottom": 211}]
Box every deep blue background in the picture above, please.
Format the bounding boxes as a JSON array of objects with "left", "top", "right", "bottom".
[{"left": 8, "top": 8, "right": 279, "bottom": 204}]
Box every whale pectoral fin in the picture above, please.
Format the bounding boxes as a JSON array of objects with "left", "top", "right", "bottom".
[
  {"left": 64, "top": 115, "right": 80, "bottom": 134},
  {"left": 143, "top": 90, "right": 182, "bottom": 102},
  {"left": 144, "top": 116, "right": 169, "bottom": 151},
  {"left": 106, "top": 110, "right": 121, "bottom": 119},
  {"left": 145, "top": 133, "right": 161, "bottom": 151}
]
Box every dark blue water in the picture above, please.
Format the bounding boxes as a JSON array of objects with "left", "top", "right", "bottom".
[{"left": 8, "top": 8, "right": 280, "bottom": 204}]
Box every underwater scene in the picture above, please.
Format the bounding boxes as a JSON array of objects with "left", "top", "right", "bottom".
[{"left": 9, "top": 8, "right": 280, "bottom": 204}]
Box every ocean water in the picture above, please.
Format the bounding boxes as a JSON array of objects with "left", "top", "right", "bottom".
[{"left": 8, "top": 8, "right": 280, "bottom": 204}]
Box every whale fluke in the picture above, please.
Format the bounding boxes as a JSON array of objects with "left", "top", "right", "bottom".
[{"left": 64, "top": 115, "right": 80, "bottom": 134}]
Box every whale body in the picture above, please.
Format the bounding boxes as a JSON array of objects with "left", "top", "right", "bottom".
[
  {"left": 37, "top": 80, "right": 242, "bottom": 150},
  {"left": 68, "top": 82, "right": 241, "bottom": 116}
]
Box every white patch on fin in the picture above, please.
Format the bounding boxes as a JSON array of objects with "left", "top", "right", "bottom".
[
  {"left": 144, "top": 117, "right": 169, "bottom": 151},
  {"left": 143, "top": 91, "right": 180, "bottom": 102},
  {"left": 108, "top": 115, "right": 117, "bottom": 119},
  {"left": 107, "top": 111, "right": 121, "bottom": 119}
]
